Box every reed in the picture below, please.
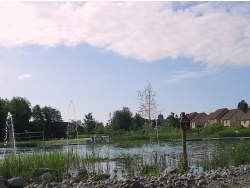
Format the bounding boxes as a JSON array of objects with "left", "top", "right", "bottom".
[{"left": 199, "top": 142, "right": 250, "bottom": 171}]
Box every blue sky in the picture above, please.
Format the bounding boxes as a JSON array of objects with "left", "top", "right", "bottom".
[{"left": 1, "top": 2, "right": 250, "bottom": 124}]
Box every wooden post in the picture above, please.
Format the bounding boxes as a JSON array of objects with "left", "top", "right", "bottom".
[
  {"left": 180, "top": 112, "right": 190, "bottom": 172},
  {"left": 182, "top": 128, "right": 188, "bottom": 171}
]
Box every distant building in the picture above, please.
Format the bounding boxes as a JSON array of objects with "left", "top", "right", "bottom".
[
  {"left": 220, "top": 109, "right": 244, "bottom": 127},
  {"left": 241, "top": 110, "right": 250, "bottom": 128},
  {"left": 157, "top": 114, "right": 168, "bottom": 126},
  {"left": 204, "top": 108, "right": 228, "bottom": 126},
  {"left": 186, "top": 112, "right": 198, "bottom": 122},
  {"left": 190, "top": 112, "right": 208, "bottom": 129}
]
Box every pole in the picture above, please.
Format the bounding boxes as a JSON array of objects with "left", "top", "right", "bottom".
[
  {"left": 182, "top": 129, "right": 188, "bottom": 171},
  {"left": 180, "top": 112, "right": 189, "bottom": 172}
]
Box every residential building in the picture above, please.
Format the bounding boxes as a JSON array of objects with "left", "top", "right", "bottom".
[
  {"left": 190, "top": 112, "right": 208, "bottom": 129},
  {"left": 186, "top": 112, "right": 198, "bottom": 121},
  {"left": 204, "top": 108, "right": 228, "bottom": 126},
  {"left": 220, "top": 109, "right": 244, "bottom": 127},
  {"left": 241, "top": 110, "right": 250, "bottom": 128}
]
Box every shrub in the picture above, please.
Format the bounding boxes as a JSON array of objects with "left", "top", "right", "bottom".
[{"left": 200, "top": 122, "right": 225, "bottom": 135}]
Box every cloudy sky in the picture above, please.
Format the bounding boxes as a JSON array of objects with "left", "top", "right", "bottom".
[{"left": 1, "top": 1, "right": 250, "bottom": 124}]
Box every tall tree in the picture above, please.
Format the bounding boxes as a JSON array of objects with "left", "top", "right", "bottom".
[
  {"left": 31, "top": 104, "right": 45, "bottom": 132},
  {"left": 132, "top": 113, "right": 145, "bottom": 131},
  {"left": 84, "top": 112, "right": 96, "bottom": 134},
  {"left": 42, "top": 106, "right": 62, "bottom": 123},
  {"left": 0, "top": 98, "right": 9, "bottom": 140},
  {"left": 238, "top": 100, "right": 249, "bottom": 113},
  {"left": 41, "top": 106, "right": 63, "bottom": 138},
  {"left": 137, "top": 83, "right": 160, "bottom": 122},
  {"left": 111, "top": 107, "right": 133, "bottom": 131},
  {"left": 8, "top": 97, "right": 32, "bottom": 133},
  {"left": 167, "top": 112, "right": 180, "bottom": 128}
]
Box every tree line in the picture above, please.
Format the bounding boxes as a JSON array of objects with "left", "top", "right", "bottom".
[
  {"left": 0, "top": 83, "right": 180, "bottom": 141},
  {"left": 0, "top": 97, "right": 65, "bottom": 141},
  {"left": 2, "top": 84, "right": 247, "bottom": 141}
]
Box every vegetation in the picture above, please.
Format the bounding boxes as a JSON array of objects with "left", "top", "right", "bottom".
[
  {"left": 137, "top": 82, "right": 161, "bottom": 122},
  {"left": 237, "top": 99, "right": 249, "bottom": 113},
  {"left": 199, "top": 141, "right": 250, "bottom": 171}
]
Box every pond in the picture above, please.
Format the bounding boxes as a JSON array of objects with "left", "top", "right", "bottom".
[
  {"left": 1, "top": 139, "right": 249, "bottom": 180},
  {"left": 60, "top": 139, "right": 249, "bottom": 179}
]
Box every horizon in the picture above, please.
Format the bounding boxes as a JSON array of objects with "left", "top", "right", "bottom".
[{"left": 1, "top": 2, "right": 250, "bottom": 124}]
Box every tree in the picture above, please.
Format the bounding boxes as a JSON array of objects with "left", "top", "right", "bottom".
[
  {"left": 41, "top": 106, "right": 63, "bottom": 138},
  {"left": 8, "top": 97, "right": 32, "bottom": 133},
  {"left": 238, "top": 100, "right": 249, "bottom": 113},
  {"left": 132, "top": 113, "right": 145, "bottom": 131},
  {"left": 110, "top": 107, "right": 133, "bottom": 131},
  {"left": 84, "top": 113, "right": 96, "bottom": 134},
  {"left": 167, "top": 112, "right": 180, "bottom": 128},
  {"left": 93, "top": 122, "right": 105, "bottom": 134},
  {"left": 42, "top": 106, "right": 62, "bottom": 123},
  {"left": 30, "top": 104, "right": 45, "bottom": 132},
  {"left": 0, "top": 98, "right": 9, "bottom": 140},
  {"left": 137, "top": 83, "right": 160, "bottom": 122}
]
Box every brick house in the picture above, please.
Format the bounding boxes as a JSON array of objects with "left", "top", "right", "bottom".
[
  {"left": 241, "top": 110, "right": 250, "bottom": 128},
  {"left": 220, "top": 109, "right": 245, "bottom": 127},
  {"left": 190, "top": 112, "right": 208, "bottom": 129},
  {"left": 204, "top": 108, "right": 228, "bottom": 126}
]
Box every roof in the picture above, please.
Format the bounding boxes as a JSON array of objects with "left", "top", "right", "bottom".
[
  {"left": 241, "top": 110, "right": 250, "bottom": 120},
  {"left": 191, "top": 112, "right": 208, "bottom": 125},
  {"left": 206, "top": 108, "right": 228, "bottom": 120},
  {"left": 186, "top": 112, "right": 198, "bottom": 121},
  {"left": 220, "top": 109, "right": 239, "bottom": 120}
]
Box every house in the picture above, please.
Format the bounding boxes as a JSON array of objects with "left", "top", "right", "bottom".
[
  {"left": 220, "top": 109, "right": 244, "bottom": 127},
  {"left": 186, "top": 112, "right": 198, "bottom": 122},
  {"left": 190, "top": 112, "right": 208, "bottom": 129},
  {"left": 241, "top": 110, "right": 250, "bottom": 128},
  {"left": 204, "top": 108, "right": 228, "bottom": 126}
]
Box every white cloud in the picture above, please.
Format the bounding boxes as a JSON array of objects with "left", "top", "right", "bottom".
[
  {"left": 157, "top": 68, "right": 218, "bottom": 85},
  {"left": 17, "top": 73, "right": 32, "bottom": 80},
  {"left": 0, "top": 2, "right": 250, "bottom": 67}
]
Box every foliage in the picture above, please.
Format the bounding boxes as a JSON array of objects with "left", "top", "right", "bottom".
[
  {"left": 200, "top": 142, "right": 250, "bottom": 171},
  {"left": 237, "top": 99, "right": 249, "bottom": 113},
  {"left": 83, "top": 112, "right": 96, "bottom": 134},
  {"left": 110, "top": 107, "right": 133, "bottom": 132},
  {"left": 200, "top": 122, "right": 225, "bottom": 135},
  {"left": 166, "top": 112, "right": 180, "bottom": 128},
  {"left": 93, "top": 122, "right": 105, "bottom": 134},
  {"left": 137, "top": 83, "right": 160, "bottom": 121},
  {"left": 30, "top": 104, "right": 45, "bottom": 132},
  {"left": 0, "top": 149, "right": 88, "bottom": 181},
  {"left": 131, "top": 113, "right": 145, "bottom": 131},
  {"left": 217, "top": 127, "right": 250, "bottom": 137},
  {"left": 8, "top": 97, "right": 32, "bottom": 134},
  {"left": 0, "top": 98, "right": 9, "bottom": 140}
]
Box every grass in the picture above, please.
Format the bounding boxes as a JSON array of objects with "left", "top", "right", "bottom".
[
  {"left": 198, "top": 141, "right": 250, "bottom": 171},
  {"left": 0, "top": 149, "right": 89, "bottom": 181}
]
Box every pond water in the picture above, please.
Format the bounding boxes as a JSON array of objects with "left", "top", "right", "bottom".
[
  {"left": 1, "top": 139, "right": 249, "bottom": 180},
  {"left": 61, "top": 139, "right": 249, "bottom": 179}
]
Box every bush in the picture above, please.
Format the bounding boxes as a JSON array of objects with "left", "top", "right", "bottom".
[
  {"left": 218, "top": 128, "right": 250, "bottom": 137},
  {"left": 200, "top": 122, "right": 225, "bottom": 135}
]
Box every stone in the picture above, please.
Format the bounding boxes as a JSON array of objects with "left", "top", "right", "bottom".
[
  {"left": 7, "top": 176, "right": 29, "bottom": 187},
  {"left": 0, "top": 176, "right": 6, "bottom": 188},
  {"left": 68, "top": 168, "right": 88, "bottom": 178},
  {"left": 163, "top": 167, "right": 177, "bottom": 175}
]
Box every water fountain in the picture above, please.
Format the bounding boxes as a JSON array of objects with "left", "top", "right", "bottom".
[
  {"left": 3, "top": 112, "right": 16, "bottom": 153},
  {"left": 67, "top": 101, "right": 79, "bottom": 145}
]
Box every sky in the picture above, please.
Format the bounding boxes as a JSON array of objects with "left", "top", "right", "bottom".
[{"left": 1, "top": 1, "right": 250, "bottom": 124}]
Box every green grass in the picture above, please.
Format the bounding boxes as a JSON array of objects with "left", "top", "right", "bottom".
[{"left": 199, "top": 142, "right": 250, "bottom": 171}]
